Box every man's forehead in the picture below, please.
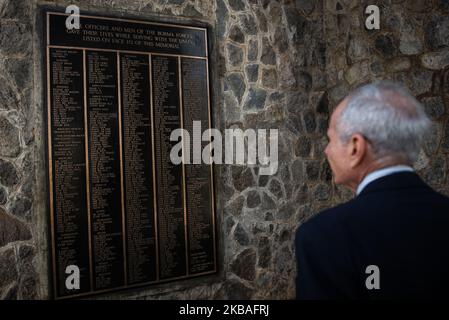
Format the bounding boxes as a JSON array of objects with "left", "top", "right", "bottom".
[{"left": 330, "top": 98, "right": 348, "bottom": 123}]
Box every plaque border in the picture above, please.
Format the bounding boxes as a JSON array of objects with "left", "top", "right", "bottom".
[{"left": 45, "top": 9, "right": 219, "bottom": 300}]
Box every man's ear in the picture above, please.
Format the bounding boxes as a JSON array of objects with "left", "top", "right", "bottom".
[{"left": 347, "top": 133, "right": 367, "bottom": 168}]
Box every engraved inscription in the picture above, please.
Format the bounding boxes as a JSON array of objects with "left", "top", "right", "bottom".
[{"left": 46, "top": 11, "right": 216, "bottom": 299}]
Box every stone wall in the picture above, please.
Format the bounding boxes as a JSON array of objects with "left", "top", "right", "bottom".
[
  {"left": 0, "top": 0, "right": 448, "bottom": 300},
  {"left": 325, "top": 0, "right": 449, "bottom": 199}
]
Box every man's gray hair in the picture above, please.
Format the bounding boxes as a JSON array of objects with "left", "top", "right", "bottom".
[{"left": 337, "top": 81, "right": 432, "bottom": 163}]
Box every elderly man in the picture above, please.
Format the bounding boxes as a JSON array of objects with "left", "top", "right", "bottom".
[{"left": 295, "top": 81, "right": 449, "bottom": 299}]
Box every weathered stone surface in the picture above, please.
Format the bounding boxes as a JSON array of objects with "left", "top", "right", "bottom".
[
  {"left": 0, "top": 208, "right": 31, "bottom": 247},
  {"left": 234, "top": 223, "right": 250, "bottom": 246},
  {"left": 278, "top": 56, "right": 297, "bottom": 90},
  {"left": 268, "top": 2, "right": 282, "bottom": 25},
  {"left": 285, "top": 92, "right": 308, "bottom": 114},
  {"left": 261, "top": 192, "right": 276, "bottom": 211},
  {"left": 305, "top": 160, "right": 320, "bottom": 181},
  {"left": 274, "top": 26, "right": 289, "bottom": 54},
  {"left": 166, "top": 0, "right": 185, "bottom": 4},
  {"left": 0, "top": 159, "right": 19, "bottom": 187},
  {"left": 247, "top": 38, "right": 258, "bottom": 61},
  {"left": 438, "top": 0, "right": 449, "bottom": 12},
  {"left": 230, "top": 248, "right": 257, "bottom": 281},
  {"left": 370, "top": 59, "right": 384, "bottom": 76},
  {"left": 422, "top": 96, "right": 445, "bottom": 120},
  {"left": 246, "top": 190, "right": 261, "bottom": 208},
  {"left": 225, "top": 216, "right": 235, "bottom": 234},
  {"left": 0, "top": 247, "right": 17, "bottom": 292},
  {"left": 18, "top": 276, "right": 37, "bottom": 300},
  {"left": 268, "top": 179, "right": 283, "bottom": 200},
  {"left": 347, "top": 34, "right": 369, "bottom": 63},
  {"left": 295, "top": 0, "right": 315, "bottom": 15},
  {"left": 279, "top": 228, "right": 292, "bottom": 243},
  {"left": 296, "top": 71, "right": 312, "bottom": 92},
  {"left": 8, "top": 195, "right": 32, "bottom": 219},
  {"left": 321, "top": 160, "right": 333, "bottom": 182},
  {"left": 414, "top": 149, "right": 430, "bottom": 171},
  {"left": 245, "top": 64, "right": 259, "bottom": 83},
  {"left": 285, "top": 114, "right": 303, "bottom": 136},
  {"left": 315, "top": 93, "right": 329, "bottom": 116},
  {"left": 1, "top": 283, "right": 17, "bottom": 300},
  {"left": 232, "top": 166, "right": 255, "bottom": 191},
  {"left": 0, "top": 75, "right": 20, "bottom": 110},
  {"left": 273, "top": 245, "right": 293, "bottom": 274},
  {"left": 258, "top": 174, "right": 269, "bottom": 187},
  {"left": 228, "top": 0, "right": 246, "bottom": 11},
  {"left": 444, "top": 69, "right": 449, "bottom": 95},
  {"left": 423, "top": 123, "right": 441, "bottom": 156},
  {"left": 375, "top": 34, "right": 398, "bottom": 58},
  {"left": 408, "top": 68, "right": 433, "bottom": 95},
  {"left": 261, "top": 68, "right": 278, "bottom": 89},
  {"left": 0, "top": 185, "right": 6, "bottom": 204},
  {"left": 345, "top": 61, "right": 370, "bottom": 85},
  {"left": 399, "top": 34, "right": 423, "bottom": 55},
  {"left": 243, "top": 87, "right": 267, "bottom": 110},
  {"left": 224, "top": 91, "right": 241, "bottom": 123},
  {"left": 399, "top": 17, "right": 423, "bottom": 55},
  {"left": 423, "top": 156, "right": 446, "bottom": 186},
  {"left": 254, "top": 8, "right": 268, "bottom": 33},
  {"left": 4, "top": 58, "right": 31, "bottom": 91},
  {"left": 214, "top": 279, "right": 253, "bottom": 299},
  {"left": 216, "top": 0, "right": 229, "bottom": 38},
  {"left": 225, "top": 195, "right": 245, "bottom": 217},
  {"left": 261, "top": 37, "right": 276, "bottom": 65},
  {"left": 258, "top": 236, "right": 271, "bottom": 268},
  {"left": 295, "top": 184, "right": 309, "bottom": 203},
  {"left": 295, "top": 136, "right": 311, "bottom": 158},
  {"left": 276, "top": 163, "right": 291, "bottom": 183},
  {"left": 0, "top": 22, "right": 31, "bottom": 56},
  {"left": 16, "top": 244, "right": 37, "bottom": 299},
  {"left": 421, "top": 49, "right": 449, "bottom": 70},
  {"left": 229, "top": 25, "right": 245, "bottom": 44},
  {"left": 226, "top": 43, "right": 244, "bottom": 67},
  {"left": 226, "top": 73, "right": 246, "bottom": 104},
  {"left": 0, "top": 0, "right": 31, "bottom": 20},
  {"left": 239, "top": 13, "right": 258, "bottom": 35},
  {"left": 291, "top": 159, "right": 304, "bottom": 181},
  {"left": 0, "top": 116, "right": 20, "bottom": 157},
  {"left": 284, "top": 6, "right": 307, "bottom": 33},
  {"left": 442, "top": 121, "right": 449, "bottom": 151},
  {"left": 314, "top": 183, "right": 331, "bottom": 201},
  {"left": 264, "top": 212, "right": 274, "bottom": 221},
  {"left": 277, "top": 202, "right": 295, "bottom": 220},
  {"left": 387, "top": 57, "right": 411, "bottom": 72},
  {"left": 425, "top": 16, "right": 449, "bottom": 50},
  {"left": 405, "top": 0, "right": 433, "bottom": 12},
  {"left": 303, "top": 109, "right": 316, "bottom": 133}
]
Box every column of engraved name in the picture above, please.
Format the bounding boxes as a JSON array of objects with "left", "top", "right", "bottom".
[
  {"left": 86, "top": 50, "right": 124, "bottom": 290},
  {"left": 49, "top": 48, "right": 91, "bottom": 296},
  {"left": 181, "top": 58, "right": 216, "bottom": 274},
  {"left": 152, "top": 55, "right": 187, "bottom": 279},
  {"left": 120, "top": 53, "right": 157, "bottom": 284}
]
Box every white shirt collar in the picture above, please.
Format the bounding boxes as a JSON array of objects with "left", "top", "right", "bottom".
[{"left": 356, "top": 165, "right": 414, "bottom": 196}]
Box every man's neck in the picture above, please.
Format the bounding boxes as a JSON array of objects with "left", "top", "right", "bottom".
[{"left": 350, "top": 157, "right": 412, "bottom": 192}]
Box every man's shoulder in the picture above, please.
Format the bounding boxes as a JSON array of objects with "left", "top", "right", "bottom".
[
  {"left": 295, "top": 200, "right": 356, "bottom": 244},
  {"left": 296, "top": 182, "right": 449, "bottom": 244}
]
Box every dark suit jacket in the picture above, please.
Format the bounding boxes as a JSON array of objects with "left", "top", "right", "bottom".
[{"left": 295, "top": 172, "right": 449, "bottom": 299}]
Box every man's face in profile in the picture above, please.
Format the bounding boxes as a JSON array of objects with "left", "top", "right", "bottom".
[{"left": 324, "top": 99, "right": 353, "bottom": 187}]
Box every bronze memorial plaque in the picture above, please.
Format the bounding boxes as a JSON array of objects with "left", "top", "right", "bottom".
[{"left": 45, "top": 10, "right": 217, "bottom": 299}]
